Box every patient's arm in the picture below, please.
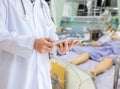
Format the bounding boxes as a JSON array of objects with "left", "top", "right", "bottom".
[{"left": 88, "top": 41, "right": 102, "bottom": 46}]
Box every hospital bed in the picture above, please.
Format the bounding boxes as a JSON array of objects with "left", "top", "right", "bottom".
[
  {"left": 53, "top": 51, "right": 120, "bottom": 89},
  {"left": 114, "top": 55, "right": 120, "bottom": 89}
]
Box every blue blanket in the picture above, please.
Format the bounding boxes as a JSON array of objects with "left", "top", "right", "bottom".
[{"left": 71, "top": 40, "right": 120, "bottom": 63}]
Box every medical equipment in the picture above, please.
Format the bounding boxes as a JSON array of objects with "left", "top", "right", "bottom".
[
  {"left": 51, "top": 60, "right": 65, "bottom": 89},
  {"left": 86, "top": 0, "right": 93, "bottom": 16},
  {"left": 21, "top": 0, "right": 51, "bottom": 26},
  {"left": 101, "top": 0, "right": 105, "bottom": 7},
  {"left": 114, "top": 55, "right": 120, "bottom": 89},
  {"left": 21, "top": 0, "right": 29, "bottom": 20},
  {"left": 50, "top": 59, "right": 96, "bottom": 89},
  {"left": 118, "top": 0, "right": 120, "bottom": 31}
]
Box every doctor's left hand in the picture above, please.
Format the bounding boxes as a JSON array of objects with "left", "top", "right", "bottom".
[{"left": 56, "top": 40, "right": 78, "bottom": 55}]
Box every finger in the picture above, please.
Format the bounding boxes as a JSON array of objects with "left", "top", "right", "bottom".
[
  {"left": 68, "top": 41, "right": 77, "bottom": 50},
  {"left": 59, "top": 43, "right": 64, "bottom": 50},
  {"left": 41, "top": 46, "right": 52, "bottom": 53},
  {"left": 73, "top": 41, "right": 79, "bottom": 45},
  {"left": 57, "top": 49, "right": 66, "bottom": 55},
  {"left": 55, "top": 44, "right": 60, "bottom": 48},
  {"left": 72, "top": 41, "right": 79, "bottom": 46},
  {"left": 69, "top": 40, "right": 75, "bottom": 46},
  {"left": 44, "top": 40, "right": 53, "bottom": 48},
  {"left": 64, "top": 41, "right": 69, "bottom": 50},
  {"left": 60, "top": 43, "right": 64, "bottom": 50},
  {"left": 43, "top": 46, "right": 52, "bottom": 52},
  {"left": 45, "top": 38, "right": 54, "bottom": 42}
]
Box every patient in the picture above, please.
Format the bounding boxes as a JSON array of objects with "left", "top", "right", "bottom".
[{"left": 70, "top": 31, "right": 120, "bottom": 77}]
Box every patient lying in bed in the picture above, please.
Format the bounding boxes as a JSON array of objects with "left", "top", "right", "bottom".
[{"left": 70, "top": 31, "right": 120, "bottom": 77}]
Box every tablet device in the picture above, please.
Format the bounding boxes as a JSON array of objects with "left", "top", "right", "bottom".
[{"left": 53, "top": 37, "right": 85, "bottom": 45}]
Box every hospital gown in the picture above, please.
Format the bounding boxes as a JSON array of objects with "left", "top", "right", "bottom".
[{"left": 71, "top": 40, "right": 120, "bottom": 63}]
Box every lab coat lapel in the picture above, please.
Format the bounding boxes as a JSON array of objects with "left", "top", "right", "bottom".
[{"left": 33, "top": 0, "right": 46, "bottom": 38}]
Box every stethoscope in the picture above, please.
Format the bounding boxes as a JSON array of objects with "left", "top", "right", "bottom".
[{"left": 21, "top": 0, "right": 52, "bottom": 26}]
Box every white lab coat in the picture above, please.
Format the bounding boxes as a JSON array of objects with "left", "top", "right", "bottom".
[{"left": 0, "top": 0, "right": 58, "bottom": 89}]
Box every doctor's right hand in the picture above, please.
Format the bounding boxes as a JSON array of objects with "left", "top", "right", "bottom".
[{"left": 34, "top": 38, "right": 54, "bottom": 54}]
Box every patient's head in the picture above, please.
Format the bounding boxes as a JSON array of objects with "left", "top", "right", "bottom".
[{"left": 111, "top": 32, "right": 120, "bottom": 40}]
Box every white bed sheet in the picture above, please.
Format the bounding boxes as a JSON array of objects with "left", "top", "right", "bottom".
[{"left": 53, "top": 51, "right": 120, "bottom": 89}]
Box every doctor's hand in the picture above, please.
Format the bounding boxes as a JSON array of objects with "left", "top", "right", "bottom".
[
  {"left": 34, "top": 38, "right": 54, "bottom": 54},
  {"left": 56, "top": 40, "right": 78, "bottom": 55}
]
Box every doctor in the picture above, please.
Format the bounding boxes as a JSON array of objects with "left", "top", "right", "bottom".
[{"left": 0, "top": 0, "right": 77, "bottom": 89}]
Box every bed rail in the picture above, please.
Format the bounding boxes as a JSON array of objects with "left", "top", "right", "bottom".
[{"left": 114, "top": 55, "right": 120, "bottom": 89}]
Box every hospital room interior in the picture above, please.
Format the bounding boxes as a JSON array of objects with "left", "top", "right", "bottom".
[{"left": 46, "top": 0, "right": 120, "bottom": 89}]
